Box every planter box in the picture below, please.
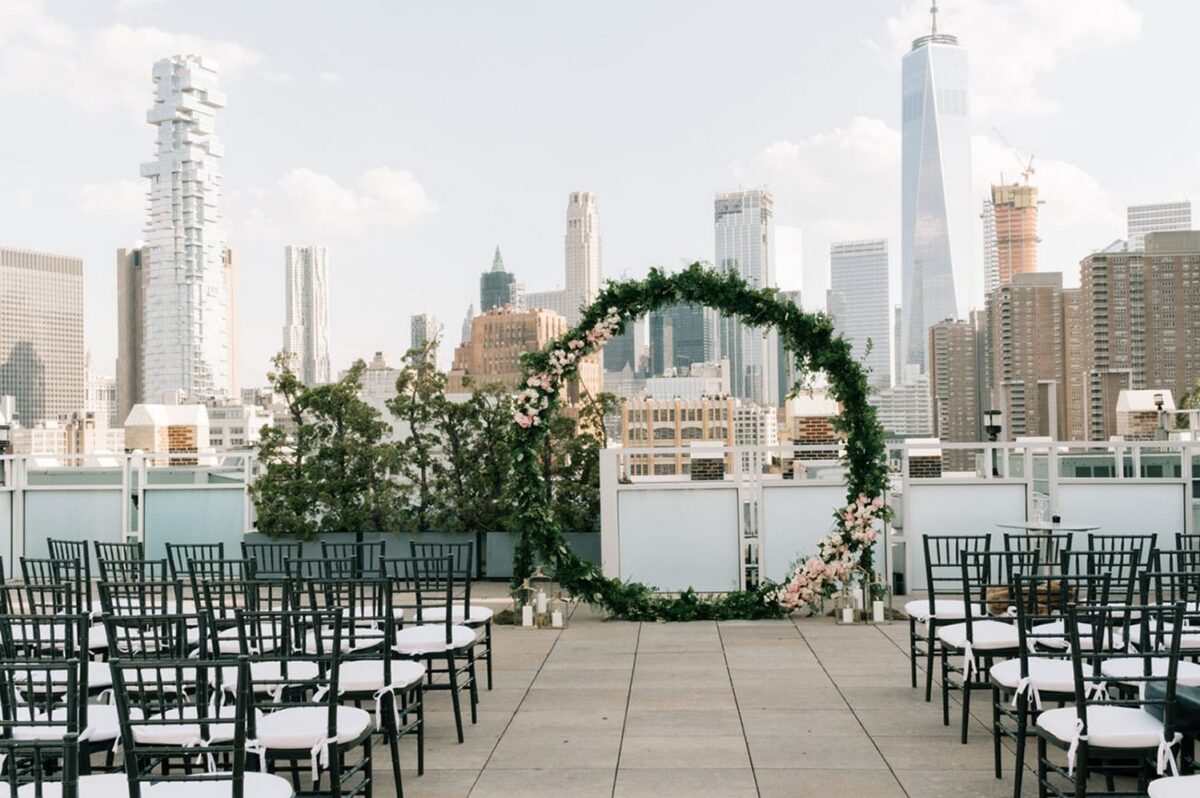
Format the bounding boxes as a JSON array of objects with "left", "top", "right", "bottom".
[{"left": 483, "top": 531, "right": 601, "bottom": 580}]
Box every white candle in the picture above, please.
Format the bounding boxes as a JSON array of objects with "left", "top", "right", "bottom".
[
  {"left": 852, "top": 590, "right": 863, "bottom": 610},
  {"left": 841, "top": 607, "right": 854, "bottom": 624},
  {"left": 551, "top": 610, "right": 563, "bottom": 628},
  {"left": 536, "top": 591, "right": 547, "bottom": 614},
  {"left": 521, "top": 605, "right": 534, "bottom": 627},
  {"left": 872, "top": 600, "right": 885, "bottom": 623}
]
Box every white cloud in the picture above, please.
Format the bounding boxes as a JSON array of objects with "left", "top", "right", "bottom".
[
  {"left": 0, "top": 0, "right": 264, "bottom": 115},
  {"left": 886, "top": 0, "right": 1141, "bottom": 117},
  {"left": 265, "top": 167, "right": 439, "bottom": 237},
  {"left": 733, "top": 116, "right": 901, "bottom": 310},
  {"left": 317, "top": 71, "right": 342, "bottom": 85},
  {"left": 74, "top": 178, "right": 144, "bottom": 221},
  {"left": 735, "top": 115, "right": 1120, "bottom": 311}
]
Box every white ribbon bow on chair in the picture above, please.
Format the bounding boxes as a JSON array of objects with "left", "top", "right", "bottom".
[
  {"left": 1157, "top": 732, "right": 1183, "bottom": 776},
  {"left": 1012, "top": 677, "right": 1042, "bottom": 711},
  {"left": 961, "top": 641, "right": 975, "bottom": 680},
  {"left": 1065, "top": 718, "right": 1086, "bottom": 776},
  {"left": 370, "top": 684, "right": 405, "bottom": 733},
  {"left": 310, "top": 735, "right": 338, "bottom": 782}
]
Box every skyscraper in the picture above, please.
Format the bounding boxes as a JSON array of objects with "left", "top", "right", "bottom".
[
  {"left": 1127, "top": 201, "right": 1192, "bottom": 251},
  {"left": 928, "top": 319, "right": 981, "bottom": 469},
  {"left": 649, "top": 304, "right": 719, "bottom": 376},
  {"left": 116, "top": 245, "right": 145, "bottom": 423},
  {"left": 282, "top": 245, "right": 331, "bottom": 386},
  {"left": 987, "top": 272, "right": 1067, "bottom": 440},
  {"left": 564, "top": 192, "right": 601, "bottom": 325},
  {"left": 480, "top": 247, "right": 522, "bottom": 311},
  {"left": 460, "top": 304, "right": 475, "bottom": 346},
  {"left": 0, "top": 248, "right": 84, "bottom": 425},
  {"left": 827, "top": 240, "right": 891, "bottom": 390},
  {"left": 604, "top": 326, "right": 637, "bottom": 374},
  {"left": 411, "top": 313, "right": 440, "bottom": 352},
  {"left": 1080, "top": 231, "right": 1200, "bottom": 439},
  {"left": 140, "top": 55, "right": 232, "bottom": 403},
  {"left": 715, "top": 188, "right": 776, "bottom": 405},
  {"left": 900, "top": 2, "right": 973, "bottom": 376},
  {"left": 776, "top": 290, "right": 802, "bottom": 403},
  {"left": 982, "top": 182, "right": 1039, "bottom": 294}
]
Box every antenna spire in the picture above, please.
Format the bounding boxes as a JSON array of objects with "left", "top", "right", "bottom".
[{"left": 930, "top": 0, "right": 939, "bottom": 35}]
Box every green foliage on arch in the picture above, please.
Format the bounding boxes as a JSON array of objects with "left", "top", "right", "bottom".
[{"left": 509, "top": 263, "right": 890, "bottom": 621}]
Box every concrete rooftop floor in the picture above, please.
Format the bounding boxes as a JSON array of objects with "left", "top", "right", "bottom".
[{"left": 391, "top": 598, "right": 1042, "bottom": 798}]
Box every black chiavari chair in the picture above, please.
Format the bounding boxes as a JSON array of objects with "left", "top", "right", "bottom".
[
  {"left": 320, "top": 540, "right": 385, "bottom": 579},
  {"left": 411, "top": 540, "right": 494, "bottom": 690},
  {"left": 242, "top": 541, "right": 302, "bottom": 580}
]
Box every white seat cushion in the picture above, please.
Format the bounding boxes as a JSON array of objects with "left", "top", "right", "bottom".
[
  {"left": 903, "top": 599, "right": 985, "bottom": 623},
  {"left": 418, "top": 604, "right": 495, "bottom": 624},
  {"left": 253, "top": 705, "right": 372, "bottom": 750},
  {"left": 936, "top": 619, "right": 1019, "bottom": 651},
  {"left": 12, "top": 705, "right": 142, "bottom": 742},
  {"left": 19, "top": 772, "right": 295, "bottom": 798},
  {"left": 1030, "top": 619, "right": 1126, "bottom": 651},
  {"left": 1037, "top": 705, "right": 1164, "bottom": 749},
  {"left": 142, "top": 772, "right": 294, "bottom": 797},
  {"left": 1149, "top": 775, "right": 1200, "bottom": 798},
  {"left": 304, "top": 627, "right": 385, "bottom": 655},
  {"left": 990, "top": 658, "right": 1077, "bottom": 694},
  {"left": 17, "top": 773, "right": 130, "bottom": 797},
  {"left": 338, "top": 660, "right": 425, "bottom": 694},
  {"left": 394, "top": 624, "right": 477, "bottom": 655},
  {"left": 1100, "top": 657, "right": 1200, "bottom": 687},
  {"left": 217, "top": 622, "right": 281, "bottom": 654},
  {"left": 134, "top": 704, "right": 256, "bottom": 745},
  {"left": 219, "top": 660, "right": 320, "bottom": 692},
  {"left": 15, "top": 661, "right": 111, "bottom": 690}
]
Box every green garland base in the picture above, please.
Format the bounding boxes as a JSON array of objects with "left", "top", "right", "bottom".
[{"left": 509, "top": 263, "right": 891, "bottom": 622}]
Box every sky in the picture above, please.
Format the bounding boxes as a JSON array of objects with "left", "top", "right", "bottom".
[{"left": 2, "top": 0, "right": 1198, "bottom": 385}]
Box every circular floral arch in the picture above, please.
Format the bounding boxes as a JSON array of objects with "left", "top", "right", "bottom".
[{"left": 510, "top": 263, "right": 890, "bottom": 620}]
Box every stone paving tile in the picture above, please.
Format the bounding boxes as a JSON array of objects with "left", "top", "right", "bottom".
[
  {"left": 613, "top": 768, "right": 759, "bottom": 797},
  {"left": 618, "top": 735, "right": 752, "bottom": 770},
  {"left": 380, "top": 590, "right": 1060, "bottom": 798},
  {"left": 755, "top": 769, "right": 907, "bottom": 798},
  {"left": 469, "top": 768, "right": 615, "bottom": 797}
]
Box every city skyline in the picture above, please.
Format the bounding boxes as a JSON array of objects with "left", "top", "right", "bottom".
[{"left": 0, "top": 0, "right": 1193, "bottom": 387}]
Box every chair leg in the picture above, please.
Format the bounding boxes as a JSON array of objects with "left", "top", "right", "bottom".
[
  {"left": 1074, "top": 745, "right": 1088, "bottom": 798},
  {"left": 1013, "top": 694, "right": 1028, "bottom": 798},
  {"left": 385, "top": 692, "right": 403, "bottom": 798},
  {"left": 925, "top": 622, "right": 937, "bottom": 702},
  {"left": 466, "top": 650, "right": 479, "bottom": 725},
  {"left": 960, "top": 663, "right": 972, "bottom": 744},
  {"left": 416, "top": 685, "right": 425, "bottom": 776},
  {"left": 909, "top": 617, "right": 918, "bottom": 689},
  {"left": 940, "top": 646, "right": 951, "bottom": 727},
  {"left": 1036, "top": 735, "right": 1048, "bottom": 798},
  {"left": 991, "top": 686, "right": 1003, "bottom": 778},
  {"left": 446, "top": 653, "right": 464, "bottom": 744},
  {"left": 484, "top": 619, "right": 494, "bottom": 690}
]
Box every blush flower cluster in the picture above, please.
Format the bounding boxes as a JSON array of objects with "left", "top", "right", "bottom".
[
  {"left": 775, "top": 493, "right": 884, "bottom": 612},
  {"left": 512, "top": 308, "right": 623, "bottom": 429}
]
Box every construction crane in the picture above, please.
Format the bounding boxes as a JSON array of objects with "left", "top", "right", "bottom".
[{"left": 992, "top": 127, "right": 1035, "bottom": 184}]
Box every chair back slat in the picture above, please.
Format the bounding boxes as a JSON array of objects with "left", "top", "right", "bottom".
[
  {"left": 241, "top": 541, "right": 302, "bottom": 579},
  {"left": 320, "top": 540, "right": 386, "bottom": 578}
]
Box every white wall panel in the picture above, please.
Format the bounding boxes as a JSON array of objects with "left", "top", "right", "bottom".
[
  {"left": 760, "top": 483, "right": 847, "bottom": 582},
  {"left": 617, "top": 487, "right": 741, "bottom": 592}
]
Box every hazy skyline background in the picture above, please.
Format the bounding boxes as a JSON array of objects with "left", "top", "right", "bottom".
[{"left": 2, "top": 0, "right": 1197, "bottom": 382}]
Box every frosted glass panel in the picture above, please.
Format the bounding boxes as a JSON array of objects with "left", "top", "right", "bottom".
[
  {"left": 143, "top": 489, "right": 245, "bottom": 560},
  {"left": 22, "top": 490, "right": 123, "bottom": 561},
  {"left": 617, "top": 487, "right": 740, "bottom": 592},
  {"left": 0, "top": 493, "right": 11, "bottom": 579},
  {"left": 1057, "top": 483, "right": 1184, "bottom": 551},
  {"left": 760, "top": 484, "right": 846, "bottom": 582},
  {"left": 905, "top": 482, "right": 1027, "bottom": 591}
]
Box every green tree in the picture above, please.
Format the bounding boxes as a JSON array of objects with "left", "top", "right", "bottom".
[
  {"left": 387, "top": 340, "right": 447, "bottom": 533},
  {"left": 252, "top": 354, "right": 402, "bottom": 539},
  {"left": 433, "top": 383, "right": 515, "bottom": 534},
  {"left": 539, "top": 391, "right": 617, "bottom": 534}
]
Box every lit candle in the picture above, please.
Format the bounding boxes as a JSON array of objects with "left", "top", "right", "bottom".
[
  {"left": 872, "top": 600, "right": 885, "bottom": 623},
  {"left": 551, "top": 610, "right": 563, "bottom": 628},
  {"left": 841, "top": 607, "right": 854, "bottom": 624},
  {"left": 536, "top": 590, "right": 547, "bottom": 614},
  {"left": 521, "top": 605, "right": 534, "bottom": 627}
]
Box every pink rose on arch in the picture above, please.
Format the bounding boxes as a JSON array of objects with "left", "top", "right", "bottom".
[{"left": 514, "top": 412, "right": 532, "bottom": 428}]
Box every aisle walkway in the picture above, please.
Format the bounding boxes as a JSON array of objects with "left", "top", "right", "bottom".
[{"left": 394, "top": 604, "right": 1036, "bottom": 798}]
